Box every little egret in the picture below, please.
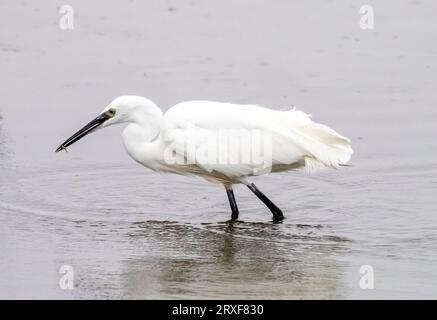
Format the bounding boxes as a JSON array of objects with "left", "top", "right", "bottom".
[{"left": 56, "top": 96, "right": 353, "bottom": 222}]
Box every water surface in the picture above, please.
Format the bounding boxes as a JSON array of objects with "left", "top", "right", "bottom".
[{"left": 1, "top": 0, "right": 437, "bottom": 299}]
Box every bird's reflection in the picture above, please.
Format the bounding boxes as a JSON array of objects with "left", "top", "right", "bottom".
[{"left": 120, "top": 219, "right": 349, "bottom": 299}]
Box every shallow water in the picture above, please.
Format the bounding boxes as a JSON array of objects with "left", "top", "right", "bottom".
[{"left": 1, "top": 0, "right": 437, "bottom": 299}]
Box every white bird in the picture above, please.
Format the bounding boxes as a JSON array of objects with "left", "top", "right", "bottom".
[{"left": 56, "top": 96, "right": 353, "bottom": 222}]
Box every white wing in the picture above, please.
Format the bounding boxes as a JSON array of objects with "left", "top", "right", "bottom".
[{"left": 163, "top": 101, "right": 353, "bottom": 181}]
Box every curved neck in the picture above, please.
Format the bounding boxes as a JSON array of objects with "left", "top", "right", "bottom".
[{"left": 122, "top": 106, "right": 164, "bottom": 164}]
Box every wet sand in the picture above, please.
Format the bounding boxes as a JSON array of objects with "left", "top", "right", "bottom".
[{"left": 1, "top": 0, "right": 437, "bottom": 299}]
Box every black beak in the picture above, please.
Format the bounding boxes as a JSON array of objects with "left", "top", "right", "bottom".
[{"left": 55, "top": 113, "right": 110, "bottom": 152}]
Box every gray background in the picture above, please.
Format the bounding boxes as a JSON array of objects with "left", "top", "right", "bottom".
[{"left": 0, "top": 0, "right": 436, "bottom": 299}]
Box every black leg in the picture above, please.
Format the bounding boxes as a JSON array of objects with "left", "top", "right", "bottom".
[
  {"left": 225, "top": 186, "right": 239, "bottom": 220},
  {"left": 247, "top": 183, "right": 284, "bottom": 222}
]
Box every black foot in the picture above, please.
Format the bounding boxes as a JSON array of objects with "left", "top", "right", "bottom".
[
  {"left": 247, "top": 183, "right": 285, "bottom": 221},
  {"left": 272, "top": 214, "right": 285, "bottom": 223},
  {"left": 225, "top": 186, "right": 239, "bottom": 220}
]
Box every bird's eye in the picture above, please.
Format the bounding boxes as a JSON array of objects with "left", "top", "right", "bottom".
[{"left": 106, "top": 109, "right": 116, "bottom": 117}]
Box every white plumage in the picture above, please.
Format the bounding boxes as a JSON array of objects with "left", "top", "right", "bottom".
[
  {"left": 117, "top": 97, "right": 352, "bottom": 183},
  {"left": 56, "top": 95, "right": 353, "bottom": 221}
]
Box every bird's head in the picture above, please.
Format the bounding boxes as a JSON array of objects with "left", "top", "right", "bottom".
[{"left": 55, "top": 95, "right": 160, "bottom": 152}]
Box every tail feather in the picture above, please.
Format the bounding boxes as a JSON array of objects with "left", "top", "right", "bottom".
[{"left": 297, "top": 122, "right": 353, "bottom": 172}]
